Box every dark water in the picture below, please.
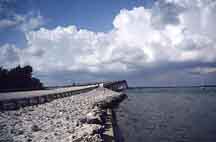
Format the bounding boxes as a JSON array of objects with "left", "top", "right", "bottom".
[{"left": 115, "top": 87, "right": 216, "bottom": 142}]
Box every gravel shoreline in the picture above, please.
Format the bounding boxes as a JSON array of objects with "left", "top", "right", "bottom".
[{"left": 0, "top": 88, "right": 125, "bottom": 142}]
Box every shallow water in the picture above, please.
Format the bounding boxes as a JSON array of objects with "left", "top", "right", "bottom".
[{"left": 115, "top": 87, "right": 216, "bottom": 142}]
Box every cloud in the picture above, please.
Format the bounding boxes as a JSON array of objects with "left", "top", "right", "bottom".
[
  {"left": 190, "top": 67, "right": 216, "bottom": 75},
  {"left": 0, "top": 44, "right": 20, "bottom": 68},
  {"left": 18, "top": 12, "right": 44, "bottom": 32},
  {"left": 0, "top": 19, "right": 18, "bottom": 28},
  {"left": 1, "top": 0, "right": 216, "bottom": 85},
  {"left": 0, "top": 2, "right": 44, "bottom": 32}
]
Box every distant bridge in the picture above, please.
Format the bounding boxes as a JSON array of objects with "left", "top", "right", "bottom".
[
  {"left": 0, "top": 80, "right": 128, "bottom": 110},
  {"left": 103, "top": 80, "right": 128, "bottom": 92}
]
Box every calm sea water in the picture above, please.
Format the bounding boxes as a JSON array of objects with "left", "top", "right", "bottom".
[{"left": 115, "top": 87, "right": 216, "bottom": 142}]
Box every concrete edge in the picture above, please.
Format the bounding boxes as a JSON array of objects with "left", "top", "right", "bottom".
[
  {"left": 102, "top": 93, "right": 127, "bottom": 142},
  {"left": 103, "top": 109, "right": 115, "bottom": 142}
]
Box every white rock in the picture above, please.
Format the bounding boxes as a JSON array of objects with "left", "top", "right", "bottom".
[{"left": 0, "top": 88, "right": 121, "bottom": 142}]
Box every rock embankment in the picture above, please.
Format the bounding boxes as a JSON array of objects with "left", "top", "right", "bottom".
[{"left": 0, "top": 88, "right": 126, "bottom": 142}]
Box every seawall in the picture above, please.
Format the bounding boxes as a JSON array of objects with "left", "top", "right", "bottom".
[
  {"left": 74, "top": 88, "right": 127, "bottom": 142},
  {"left": 94, "top": 92, "right": 127, "bottom": 142}
]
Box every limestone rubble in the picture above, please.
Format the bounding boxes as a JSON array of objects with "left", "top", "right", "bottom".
[{"left": 0, "top": 88, "right": 126, "bottom": 142}]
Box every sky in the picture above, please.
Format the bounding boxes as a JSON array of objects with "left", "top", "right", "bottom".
[{"left": 0, "top": 0, "right": 216, "bottom": 86}]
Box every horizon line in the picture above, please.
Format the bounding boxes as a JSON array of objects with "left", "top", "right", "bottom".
[{"left": 129, "top": 85, "right": 216, "bottom": 88}]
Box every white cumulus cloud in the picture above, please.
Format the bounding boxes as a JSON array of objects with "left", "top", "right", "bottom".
[
  {"left": 0, "top": 11, "right": 44, "bottom": 32},
  {"left": 1, "top": 0, "right": 216, "bottom": 77}
]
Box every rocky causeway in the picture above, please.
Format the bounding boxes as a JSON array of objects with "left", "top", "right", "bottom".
[{"left": 0, "top": 88, "right": 126, "bottom": 142}]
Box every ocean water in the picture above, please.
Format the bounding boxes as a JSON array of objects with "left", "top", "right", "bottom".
[{"left": 115, "top": 87, "right": 216, "bottom": 142}]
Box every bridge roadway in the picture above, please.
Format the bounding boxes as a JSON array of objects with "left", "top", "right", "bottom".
[
  {"left": 0, "top": 80, "right": 128, "bottom": 110},
  {"left": 0, "top": 80, "right": 128, "bottom": 102},
  {"left": 0, "top": 85, "right": 98, "bottom": 109},
  {"left": 0, "top": 85, "right": 97, "bottom": 102}
]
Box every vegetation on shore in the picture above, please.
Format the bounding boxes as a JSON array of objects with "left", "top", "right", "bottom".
[{"left": 0, "top": 65, "right": 43, "bottom": 92}]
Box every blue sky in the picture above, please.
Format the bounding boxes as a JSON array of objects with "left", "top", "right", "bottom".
[
  {"left": 1, "top": 0, "right": 216, "bottom": 86},
  {"left": 0, "top": 0, "right": 155, "bottom": 47}
]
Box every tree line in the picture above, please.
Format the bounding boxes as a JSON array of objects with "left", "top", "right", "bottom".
[{"left": 0, "top": 65, "right": 43, "bottom": 92}]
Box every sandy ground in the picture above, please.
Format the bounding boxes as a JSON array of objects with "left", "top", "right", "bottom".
[{"left": 0, "top": 88, "right": 120, "bottom": 142}]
